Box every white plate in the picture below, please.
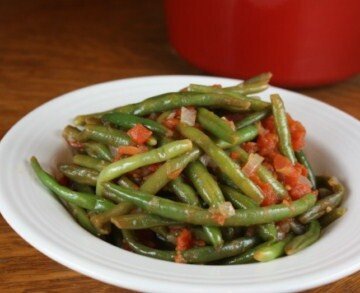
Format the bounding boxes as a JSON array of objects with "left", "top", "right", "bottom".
[{"left": 1, "top": 76, "right": 359, "bottom": 293}]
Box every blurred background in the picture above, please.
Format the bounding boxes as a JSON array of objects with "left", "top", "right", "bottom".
[{"left": 0, "top": 0, "right": 359, "bottom": 292}]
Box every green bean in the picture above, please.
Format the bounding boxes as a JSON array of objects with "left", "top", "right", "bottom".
[
  {"left": 80, "top": 125, "right": 132, "bottom": 147},
  {"left": 59, "top": 198, "right": 99, "bottom": 236},
  {"left": 188, "top": 73, "right": 272, "bottom": 95},
  {"left": 197, "top": 108, "right": 236, "bottom": 143},
  {"left": 103, "top": 183, "right": 317, "bottom": 227},
  {"left": 319, "top": 207, "right": 347, "bottom": 228},
  {"left": 96, "top": 139, "right": 193, "bottom": 196},
  {"left": 140, "top": 148, "right": 201, "bottom": 194},
  {"left": 221, "top": 185, "right": 277, "bottom": 241},
  {"left": 178, "top": 123, "right": 264, "bottom": 203},
  {"left": 63, "top": 125, "right": 82, "bottom": 144},
  {"left": 295, "top": 150, "right": 316, "bottom": 189},
  {"left": 117, "top": 176, "right": 139, "bottom": 189},
  {"left": 228, "top": 146, "right": 288, "bottom": 198},
  {"left": 254, "top": 234, "right": 294, "bottom": 262},
  {"left": 285, "top": 221, "right": 321, "bottom": 255},
  {"left": 30, "top": 157, "right": 115, "bottom": 212},
  {"left": 122, "top": 230, "right": 175, "bottom": 262},
  {"left": 59, "top": 164, "right": 98, "bottom": 186},
  {"left": 123, "top": 230, "right": 258, "bottom": 263},
  {"left": 73, "top": 154, "right": 109, "bottom": 172},
  {"left": 151, "top": 227, "right": 177, "bottom": 244},
  {"left": 74, "top": 92, "right": 252, "bottom": 125},
  {"left": 271, "top": 94, "right": 296, "bottom": 164},
  {"left": 235, "top": 109, "right": 271, "bottom": 129},
  {"left": 71, "top": 182, "right": 94, "bottom": 194},
  {"left": 186, "top": 161, "right": 225, "bottom": 206},
  {"left": 83, "top": 142, "right": 112, "bottom": 161},
  {"left": 215, "top": 125, "right": 258, "bottom": 149},
  {"left": 185, "top": 160, "right": 226, "bottom": 247},
  {"left": 289, "top": 219, "right": 306, "bottom": 235},
  {"left": 111, "top": 213, "right": 180, "bottom": 229},
  {"left": 223, "top": 240, "right": 273, "bottom": 265},
  {"left": 90, "top": 202, "right": 134, "bottom": 234},
  {"left": 167, "top": 177, "right": 200, "bottom": 206},
  {"left": 102, "top": 112, "right": 168, "bottom": 135},
  {"left": 298, "top": 177, "right": 344, "bottom": 224},
  {"left": 156, "top": 110, "right": 172, "bottom": 124}
]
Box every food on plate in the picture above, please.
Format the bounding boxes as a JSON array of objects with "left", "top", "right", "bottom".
[{"left": 31, "top": 73, "right": 345, "bottom": 264}]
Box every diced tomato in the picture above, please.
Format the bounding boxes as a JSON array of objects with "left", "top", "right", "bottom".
[
  {"left": 273, "top": 154, "right": 293, "bottom": 175},
  {"left": 250, "top": 174, "right": 278, "bottom": 206},
  {"left": 287, "top": 114, "right": 306, "bottom": 151},
  {"left": 230, "top": 151, "right": 240, "bottom": 160},
  {"left": 117, "top": 145, "right": 148, "bottom": 156},
  {"left": 175, "top": 229, "right": 193, "bottom": 251},
  {"left": 257, "top": 132, "right": 278, "bottom": 158},
  {"left": 127, "top": 124, "right": 153, "bottom": 145},
  {"left": 289, "top": 182, "right": 312, "bottom": 200},
  {"left": 242, "top": 142, "right": 258, "bottom": 153},
  {"left": 163, "top": 118, "right": 180, "bottom": 129},
  {"left": 262, "top": 115, "right": 276, "bottom": 133},
  {"left": 57, "top": 175, "right": 69, "bottom": 187},
  {"left": 294, "top": 162, "right": 308, "bottom": 177}
]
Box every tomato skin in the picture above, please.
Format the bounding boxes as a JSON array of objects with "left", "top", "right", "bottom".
[
  {"left": 127, "top": 124, "right": 153, "bottom": 145},
  {"left": 163, "top": 118, "right": 180, "bottom": 129}
]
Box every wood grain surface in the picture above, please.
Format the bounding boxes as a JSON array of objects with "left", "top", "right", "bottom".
[{"left": 0, "top": 1, "right": 359, "bottom": 292}]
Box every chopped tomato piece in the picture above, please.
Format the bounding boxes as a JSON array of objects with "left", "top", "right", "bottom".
[
  {"left": 230, "top": 151, "right": 240, "bottom": 160},
  {"left": 117, "top": 145, "right": 148, "bottom": 156},
  {"left": 294, "top": 162, "right": 308, "bottom": 177},
  {"left": 257, "top": 132, "right": 278, "bottom": 158},
  {"left": 262, "top": 115, "right": 276, "bottom": 133},
  {"left": 163, "top": 118, "right": 180, "bottom": 129},
  {"left": 127, "top": 124, "right": 153, "bottom": 145},
  {"left": 250, "top": 174, "right": 278, "bottom": 206},
  {"left": 289, "top": 182, "right": 312, "bottom": 200},
  {"left": 68, "top": 140, "right": 84, "bottom": 149},
  {"left": 273, "top": 154, "right": 293, "bottom": 175},
  {"left": 175, "top": 229, "right": 193, "bottom": 251},
  {"left": 287, "top": 114, "right": 306, "bottom": 151},
  {"left": 242, "top": 142, "right": 258, "bottom": 153}
]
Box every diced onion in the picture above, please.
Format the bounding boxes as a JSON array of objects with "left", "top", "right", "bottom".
[
  {"left": 242, "top": 153, "right": 264, "bottom": 176},
  {"left": 298, "top": 175, "right": 312, "bottom": 187},
  {"left": 218, "top": 202, "right": 236, "bottom": 218},
  {"left": 199, "top": 154, "right": 211, "bottom": 166},
  {"left": 180, "top": 107, "right": 196, "bottom": 126}
]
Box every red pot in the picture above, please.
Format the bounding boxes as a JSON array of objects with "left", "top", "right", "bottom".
[{"left": 165, "top": 0, "right": 360, "bottom": 88}]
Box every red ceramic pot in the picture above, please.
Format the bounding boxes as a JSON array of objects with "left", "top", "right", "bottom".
[{"left": 165, "top": 0, "right": 360, "bottom": 88}]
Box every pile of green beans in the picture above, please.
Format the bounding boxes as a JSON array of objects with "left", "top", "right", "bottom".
[{"left": 30, "top": 73, "right": 346, "bottom": 265}]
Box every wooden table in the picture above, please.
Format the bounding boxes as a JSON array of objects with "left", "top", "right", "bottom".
[{"left": 0, "top": 1, "right": 359, "bottom": 292}]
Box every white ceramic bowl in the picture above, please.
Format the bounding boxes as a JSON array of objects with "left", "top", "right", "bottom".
[{"left": 1, "top": 76, "right": 359, "bottom": 293}]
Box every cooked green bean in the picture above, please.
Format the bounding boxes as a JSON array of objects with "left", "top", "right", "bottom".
[
  {"left": 80, "top": 125, "right": 132, "bottom": 146},
  {"left": 223, "top": 240, "right": 273, "bottom": 265},
  {"left": 285, "top": 221, "right": 321, "bottom": 255},
  {"left": 197, "top": 108, "right": 236, "bottom": 143},
  {"left": 178, "top": 123, "right": 264, "bottom": 203},
  {"left": 31, "top": 157, "right": 115, "bottom": 212},
  {"left": 271, "top": 94, "right": 296, "bottom": 164},
  {"left": 75, "top": 92, "right": 252, "bottom": 125},
  {"left": 103, "top": 183, "right": 316, "bottom": 226},
  {"left": 228, "top": 146, "right": 288, "bottom": 198},
  {"left": 96, "top": 139, "right": 193, "bottom": 196},
  {"left": 73, "top": 154, "right": 109, "bottom": 172},
  {"left": 215, "top": 125, "right": 258, "bottom": 149},
  {"left": 123, "top": 230, "right": 257, "bottom": 263},
  {"left": 59, "top": 164, "right": 98, "bottom": 186},
  {"left": 140, "top": 148, "right": 200, "bottom": 194},
  {"left": 59, "top": 198, "right": 99, "bottom": 236},
  {"left": 298, "top": 177, "right": 344, "bottom": 224},
  {"left": 90, "top": 202, "right": 134, "bottom": 234},
  {"left": 111, "top": 214, "right": 180, "bottom": 229},
  {"left": 167, "top": 177, "right": 200, "bottom": 206},
  {"left": 235, "top": 109, "right": 271, "bottom": 129},
  {"left": 63, "top": 125, "right": 82, "bottom": 144},
  {"left": 254, "top": 234, "right": 294, "bottom": 262},
  {"left": 83, "top": 142, "right": 112, "bottom": 161},
  {"left": 102, "top": 112, "right": 168, "bottom": 135},
  {"left": 295, "top": 150, "right": 316, "bottom": 189},
  {"left": 221, "top": 185, "right": 277, "bottom": 241},
  {"left": 319, "top": 207, "right": 347, "bottom": 228}
]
